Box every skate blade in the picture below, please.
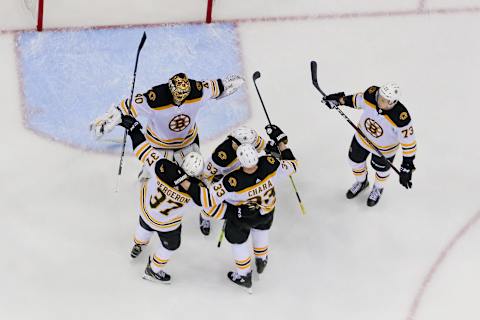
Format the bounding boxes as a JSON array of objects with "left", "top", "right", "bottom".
[{"left": 142, "top": 274, "right": 171, "bottom": 285}]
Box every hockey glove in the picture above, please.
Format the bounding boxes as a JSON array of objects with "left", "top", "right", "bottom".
[
  {"left": 265, "top": 124, "right": 288, "bottom": 145},
  {"left": 264, "top": 140, "right": 281, "bottom": 159},
  {"left": 399, "top": 157, "right": 415, "bottom": 189},
  {"left": 216, "top": 74, "right": 245, "bottom": 99},
  {"left": 170, "top": 165, "right": 189, "bottom": 186},
  {"left": 322, "top": 92, "right": 345, "bottom": 109},
  {"left": 118, "top": 113, "right": 143, "bottom": 134},
  {"left": 236, "top": 202, "right": 260, "bottom": 219}
]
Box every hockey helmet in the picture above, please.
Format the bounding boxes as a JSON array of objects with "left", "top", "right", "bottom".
[
  {"left": 230, "top": 126, "right": 258, "bottom": 145},
  {"left": 182, "top": 152, "right": 204, "bottom": 177},
  {"left": 236, "top": 144, "right": 259, "bottom": 168},
  {"left": 379, "top": 83, "right": 400, "bottom": 103}
]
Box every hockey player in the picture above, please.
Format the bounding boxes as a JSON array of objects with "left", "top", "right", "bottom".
[
  {"left": 179, "top": 124, "right": 298, "bottom": 290},
  {"left": 322, "top": 83, "right": 417, "bottom": 206},
  {"left": 199, "top": 126, "right": 267, "bottom": 236},
  {"left": 90, "top": 72, "right": 245, "bottom": 232},
  {"left": 112, "top": 110, "right": 204, "bottom": 284}
]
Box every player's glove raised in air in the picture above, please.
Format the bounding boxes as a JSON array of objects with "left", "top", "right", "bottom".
[
  {"left": 216, "top": 74, "right": 245, "bottom": 99},
  {"left": 399, "top": 157, "right": 415, "bottom": 189},
  {"left": 118, "top": 113, "right": 142, "bottom": 134},
  {"left": 322, "top": 92, "right": 345, "bottom": 109},
  {"left": 89, "top": 105, "right": 122, "bottom": 139},
  {"left": 265, "top": 124, "right": 288, "bottom": 145}
]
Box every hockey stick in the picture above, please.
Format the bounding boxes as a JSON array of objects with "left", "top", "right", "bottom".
[
  {"left": 115, "top": 32, "right": 147, "bottom": 192},
  {"left": 252, "top": 71, "right": 306, "bottom": 215},
  {"left": 309, "top": 61, "right": 400, "bottom": 176},
  {"left": 217, "top": 221, "right": 226, "bottom": 248}
]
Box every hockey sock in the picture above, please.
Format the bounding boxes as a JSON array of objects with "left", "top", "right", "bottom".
[
  {"left": 134, "top": 223, "right": 153, "bottom": 246},
  {"left": 232, "top": 242, "right": 252, "bottom": 276},
  {"left": 251, "top": 229, "right": 269, "bottom": 261},
  {"left": 349, "top": 160, "right": 367, "bottom": 182},
  {"left": 373, "top": 171, "right": 390, "bottom": 189},
  {"left": 150, "top": 243, "right": 174, "bottom": 273}
]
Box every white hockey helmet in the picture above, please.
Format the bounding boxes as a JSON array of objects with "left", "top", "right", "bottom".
[
  {"left": 236, "top": 144, "right": 259, "bottom": 168},
  {"left": 379, "top": 83, "right": 401, "bottom": 103},
  {"left": 230, "top": 126, "right": 258, "bottom": 145},
  {"left": 181, "top": 152, "right": 204, "bottom": 177}
]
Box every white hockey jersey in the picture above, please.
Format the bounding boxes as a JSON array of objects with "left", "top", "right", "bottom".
[
  {"left": 347, "top": 86, "right": 417, "bottom": 158},
  {"left": 132, "top": 139, "right": 197, "bottom": 232},
  {"left": 118, "top": 79, "right": 223, "bottom": 150}
]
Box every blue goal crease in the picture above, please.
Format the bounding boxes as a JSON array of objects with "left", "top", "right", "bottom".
[{"left": 17, "top": 23, "right": 249, "bottom": 152}]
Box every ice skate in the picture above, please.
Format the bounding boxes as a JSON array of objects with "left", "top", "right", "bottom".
[
  {"left": 346, "top": 179, "right": 369, "bottom": 199},
  {"left": 130, "top": 244, "right": 144, "bottom": 258},
  {"left": 227, "top": 271, "right": 252, "bottom": 294},
  {"left": 142, "top": 257, "right": 171, "bottom": 284},
  {"left": 199, "top": 214, "right": 211, "bottom": 236},
  {"left": 367, "top": 185, "right": 383, "bottom": 207}
]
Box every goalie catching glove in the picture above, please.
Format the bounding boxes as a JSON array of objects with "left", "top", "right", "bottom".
[
  {"left": 216, "top": 74, "right": 245, "bottom": 99},
  {"left": 322, "top": 92, "right": 345, "bottom": 109}
]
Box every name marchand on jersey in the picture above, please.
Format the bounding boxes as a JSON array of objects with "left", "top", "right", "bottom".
[
  {"left": 117, "top": 78, "right": 224, "bottom": 149},
  {"left": 198, "top": 154, "right": 298, "bottom": 218},
  {"left": 345, "top": 86, "right": 417, "bottom": 158}
]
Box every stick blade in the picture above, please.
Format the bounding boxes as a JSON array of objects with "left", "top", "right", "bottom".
[
  {"left": 310, "top": 60, "right": 318, "bottom": 84},
  {"left": 252, "top": 71, "right": 261, "bottom": 81}
]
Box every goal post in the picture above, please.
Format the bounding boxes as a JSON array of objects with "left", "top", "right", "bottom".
[
  {"left": 206, "top": 0, "right": 213, "bottom": 23},
  {"left": 23, "top": 0, "right": 44, "bottom": 31}
]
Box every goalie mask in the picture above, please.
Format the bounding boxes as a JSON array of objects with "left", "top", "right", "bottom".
[{"left": 168, "top": 73, "right": 191, "bottom": 105}]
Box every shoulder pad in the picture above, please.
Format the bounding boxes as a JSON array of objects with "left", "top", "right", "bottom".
[
  {"left": 144, "top": 84, "right": 174, "bottom": 108},
  {"left": 385, "top": 102, "right": 412, "bottom": 127},
  {"left": 154, "top": 159, "right": 179, "bottom": 186},
  {"left": 212, "top": 139, "right": 237, "bottom": 168},
  {"left": 259, "top": 155, "right": 280, "bottom": 170},
  {"left": 363, "top": 86, "right": 380, "bottom": 106},
  {"left": 185, "top": 79, "right": 203, "bottom": 101},
  {"left": 222, "top": 170, "right": 242, "bottom": 192}
]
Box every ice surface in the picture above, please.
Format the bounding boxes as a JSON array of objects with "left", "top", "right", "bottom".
[{"left": 1, "top": 1, "right": 480, "bottom": 320}]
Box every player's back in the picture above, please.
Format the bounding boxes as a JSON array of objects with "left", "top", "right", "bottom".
[{"left": 141, "top": 159, "right": 195, "bottom": 232}]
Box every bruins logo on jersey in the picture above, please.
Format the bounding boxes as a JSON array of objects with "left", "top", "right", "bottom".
[
  {"left": 228, "top": 177, "right": 237, "bottom": 187},
  {"left": 368, "top": 87, "right": 376, "bottom": 94},
  {"left": 218, "top": 151, "right": 227, "bottom": 160},
  {"left": 400, "top": 112, "right": 408, "bottom": 120},
  {"left": 148, "top": 90, "right": 157, "bottom": 101},
  {"left": 364, "top": 118, "right": 383, "bottom": 138},
  {"left": 169, "top": 114, "right": 191, "bottom": 132},
  {"left": 267, "top": 156, "right": 275, "bottom": 164},
  {"left": 196, "top": 81, "right": 203, "bottom": 91},
  {"left": 159, "top": 165, "right": 165, "bottom": 173}
]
